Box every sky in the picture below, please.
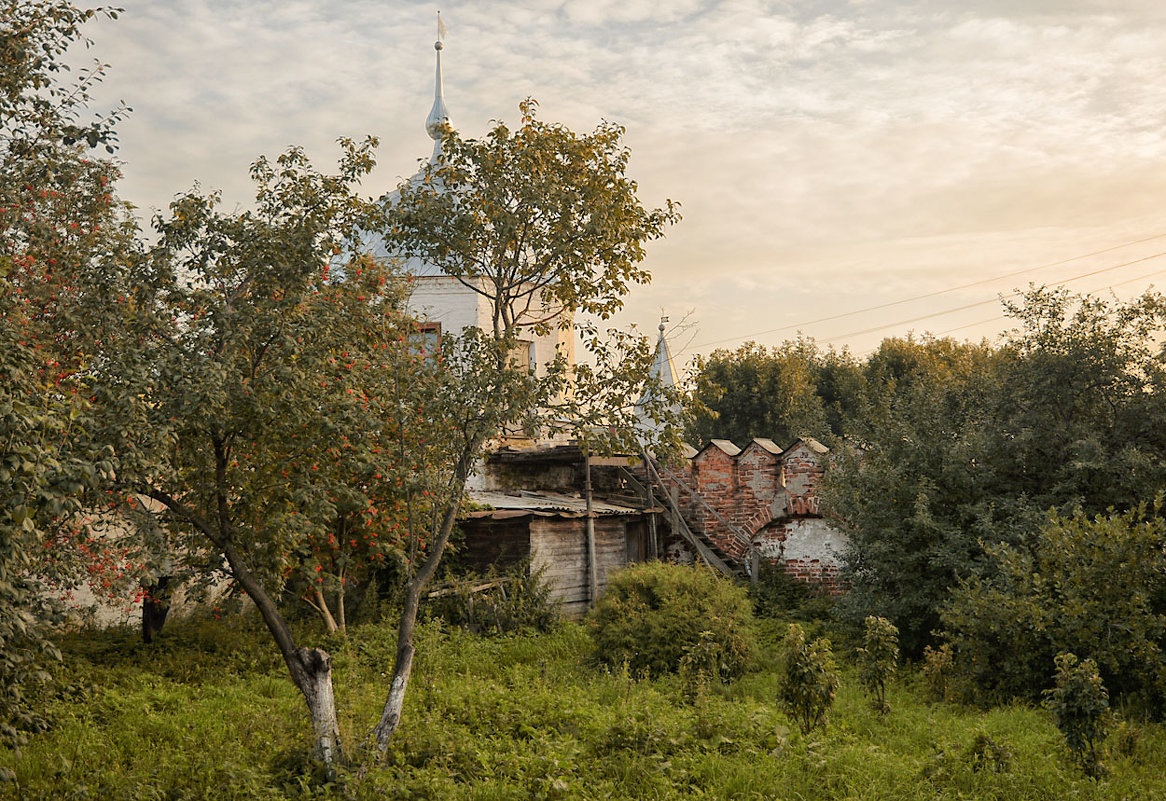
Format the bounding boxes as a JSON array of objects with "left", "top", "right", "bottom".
[{"left": 84, "top": 0, "right": 1166, "bottom": 371}]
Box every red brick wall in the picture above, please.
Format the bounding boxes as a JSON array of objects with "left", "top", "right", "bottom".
[
  {"left": 659, "top": 439, "right": 837, "bottom": 586},
  {"left": 736, "top": 442, "right": 780, "bottom": 527},
  {"left": 690, "top": 446, "right": 745, "bottom": 557}
]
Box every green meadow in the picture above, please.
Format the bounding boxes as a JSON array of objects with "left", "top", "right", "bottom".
[{"left": 3, "top": 615, "right": 1162, "bottom": 800}]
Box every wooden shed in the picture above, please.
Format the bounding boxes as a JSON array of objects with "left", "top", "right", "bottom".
[{"left": 458, "top": 490, "right": 650, "bottom": 618}]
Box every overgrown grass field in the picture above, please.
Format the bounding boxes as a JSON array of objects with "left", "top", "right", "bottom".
[{"left": 3, "top": 615, "right": 1163, "bottom": 799}]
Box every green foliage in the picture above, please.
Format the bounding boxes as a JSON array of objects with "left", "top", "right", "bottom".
[
  {"left": 824, "top": 335, "right": 1006, "bottom": 657},
  {"left": 1044, "top": 652, "right": 1112, "bottom": 778},
  {"left": 921, "top": 643, "right": 955, "bottom": 703},
  {"left": 857, "top": 616, "right": 899, "bottom": 715},
  {"left": 677, "top": 630, "right": 721, "bottom": 704},
  {"left": 425, "top": 561, "right": 560, "bottom": 635},
  {"left": 588, "top": 562, "right": 757, "bottom": 680},
  {"left": 1, "top": 0, "right": 137, "bottom": 749},
  {"left": 750, "top": 559, "right": 834, "bottom": 620},
  {"left": 388, "top": 98, "right": 678, "bottom": 330},
  {"left": 4, "top": 617, "right": 1166, "bottom": 798},
  {"left": 686, "top": 339, "right": 836, "bottom": 447},
  {"left": 825, "top": 288, "right": 1166, "bottom": 657},
  {"left": 921, "top": 732, "right": 1015, "bottom": 780},
  {"left": 778, "top": 623, "right": 839, "bottom": 735},
  {"left": 939, "top": 504, "right": 1166, "bottom": 713},
  {"left": 385, "top": 99, "right": 685, "bottom": 457}
]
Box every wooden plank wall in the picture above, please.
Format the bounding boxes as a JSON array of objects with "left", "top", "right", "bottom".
[
  {"left": 450, "top": 518, "right": 531, "bottom": 573},
  {"left": 530, "top": 517, "right": 631, "bottom": 617}
]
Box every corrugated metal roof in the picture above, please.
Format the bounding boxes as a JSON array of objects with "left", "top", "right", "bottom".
[{"left": 463, "top": 490, "right": 643, "bottom": 520}]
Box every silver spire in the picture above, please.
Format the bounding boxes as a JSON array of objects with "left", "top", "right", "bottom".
[{"left": 424, "top": 13, "right": 451, "bottom": 159}]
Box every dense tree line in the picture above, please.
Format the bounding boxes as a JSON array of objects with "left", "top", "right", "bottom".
[{"left": 688, "top": 288, "right": 1166, "bottom": 710}]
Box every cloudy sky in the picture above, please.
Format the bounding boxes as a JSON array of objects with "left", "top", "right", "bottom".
[{"left": 85, "top": 0, "right": 1166, "bottom": 369}]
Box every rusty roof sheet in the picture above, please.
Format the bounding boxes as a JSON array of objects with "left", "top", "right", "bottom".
[{"left": 463, "top": 490, "right": 644, "bottom": 520}]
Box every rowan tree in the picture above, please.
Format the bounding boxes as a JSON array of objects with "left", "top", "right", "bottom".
[
  {"left": 93, "top": 140, "right": 441, "bottom": 770},
  {"left": 0, "top": 0, "right": 135, "bottom": 748}
]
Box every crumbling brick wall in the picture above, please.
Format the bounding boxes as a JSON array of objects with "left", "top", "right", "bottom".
[{"left": 665, "top": 437, "right": 843, "bottom": 591}]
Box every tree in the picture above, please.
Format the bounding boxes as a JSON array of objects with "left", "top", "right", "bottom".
[
  {"left": 1044, "top": 652, "right": 1113, "bottom": 778},
  {"left": 778, "top": 623, "right": 839, "bottom": 736},
  {"left": 991, "top": 288, "right": 1166, "bottom": 513},
  {"left": 940, "top": 503, "right": 1166, "bottom": 713},
  {"left": 686, "top": 339, "right": 833, "bottom": 448},
  {"left": 824, "top": 288, "right": 1166, "bottom": 657},
  {"left": 856, "top": 615, "right": 899, "bottom": 715},
  {"left": 93, "top": 140, "right": 435, "bottom": 771},
  {"left": 1, "top": 0, "right": 134, "bottom": 748},
  {"left": 367, "top": 99, "right": 680, "bottom": 760},
  {"left": 823, "top": 335, "right": 1003, "bottom": 655}
]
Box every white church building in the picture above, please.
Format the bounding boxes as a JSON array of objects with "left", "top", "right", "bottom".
[{"left": 371, "top": 29, "right": 574, "bottom": 383}]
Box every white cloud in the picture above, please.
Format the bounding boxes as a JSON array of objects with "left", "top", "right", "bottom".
[{"left": 84, "top": 0, "right": 1166, "bottom": 360}]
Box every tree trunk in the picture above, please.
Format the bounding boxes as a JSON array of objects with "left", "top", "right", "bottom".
[
  {"left": 370, "top": 612, "right": 416, "bottom": 758},
  {"left": 295, "top": 646, "right": 343, "bottom": 769},
  {"left": 217, "top": 536, "right": 345, "bottom": 772},
  {"left": 369, "top": 452, "right": 476, "bottom": 763},
  {"left": 148, "top": 483, "right": 347, "bottom": 773},
  {"left": 141, "top": 575, "right": 173, "bottom": 644},
  {"left": 313, "top": 584, "right": 340, "bottom": 635}
]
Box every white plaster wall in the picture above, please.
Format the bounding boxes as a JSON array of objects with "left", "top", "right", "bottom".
[
  {"left": 755, "top": 518, "right": 846, "bottom": 566},
  {"left": 410, "top": 275, "right": 491, "bottom": 333},
  {"left": 409, "top": 276, "right": 573, "bottom": 379}
]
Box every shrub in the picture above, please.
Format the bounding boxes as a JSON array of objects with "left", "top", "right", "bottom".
[
  {"left": 588, "top": 562, "right": 757, "bottom": 680},
  {"left": 921, "top": 732, "right": 1014, "bottom": 780},
  {"left": 678, "top": 630, "right": 719, "bottom": 704},
  {"left": 939, "top": 504, "right": 1166, "bottom": 712},
  {"left": 1044, "top": 652, "right": 1112, "bottom": 778},
  {"left": 921, "top": 643, "right": 955, "bottom": 703},
  {"left": 778, "top": 623, "right": 839, "bottom": 735},
  {"left": 750, "top": 560, "right": 833, "bottom": 620},
  {"left": 426, "top": 560, "right": 559, "bottom": 635},
  {"left": 856, "top": 616, "right": 899, "bottom": 714}
]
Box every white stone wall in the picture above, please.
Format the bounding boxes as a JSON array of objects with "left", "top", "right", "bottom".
[{"left": 409, "top": 276, "right": 573, "bottom": 379}]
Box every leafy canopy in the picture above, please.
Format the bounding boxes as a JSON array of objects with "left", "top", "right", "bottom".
[
  {"left": 1, "top": 0, "right": 134, "bottom": 749},
  {"left": 387, "top": 98, "right": 679, "bottom": 334}
]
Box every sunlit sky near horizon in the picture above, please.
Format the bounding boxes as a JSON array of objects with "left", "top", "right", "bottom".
[{"left": 86, "top": 0, "right": 1166, "bottom": 373}]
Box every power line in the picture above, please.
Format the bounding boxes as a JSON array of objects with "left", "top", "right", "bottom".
[
  {"left": 853, "top": 266, "right": 1166, "bottom": 357},
  {"left": 688, "top": 231, "right": 1166, "bottom": 352},
  {"left": 819, "top": 249, "right": 1166, "bottom": 345}
]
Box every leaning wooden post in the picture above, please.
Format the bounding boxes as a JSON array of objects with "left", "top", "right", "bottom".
[
  {"left": 639, "top": 447, "right": 660, "bottom": 560},
  {"left": 585, "top": 446, "right": 599, "bottom": 606},
  {"left": 646, "top": 471, "right": 659, "bottom": 560}
]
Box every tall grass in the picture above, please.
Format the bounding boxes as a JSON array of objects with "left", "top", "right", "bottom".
[{"left": 1, "top": 614, "right": 1162, "bottom": 799}]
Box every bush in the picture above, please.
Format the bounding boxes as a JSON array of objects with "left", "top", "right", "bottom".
[
  {"left": 588, "top": 562, "right": 757, "bottom": 680},
  {"left": 778, "top": 623, "right": 839, "bottom": 735},
  {"left": 938, "top": 504, "right": 1166, "bottom": 712},
  {"left": 1044, "top": 652, "right": 1112, "bottom": 778},
  {"left": 856, "top": 616, "right": 898, "bottom": 714},
  {"left": 921, "top": 643, "right": 955, "bottom": 703},
  {"left": 750, "top": 560, "right": 834, "bottom": 620},
  {"left": 426, "top": 560, "right": 559, "bottom": 635}
]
